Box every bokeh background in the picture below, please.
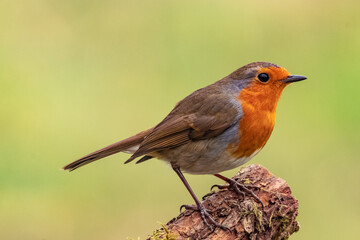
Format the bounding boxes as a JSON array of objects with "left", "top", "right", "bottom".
[{"left": 1, "top": 0, "right": 359, "bottom": 239}]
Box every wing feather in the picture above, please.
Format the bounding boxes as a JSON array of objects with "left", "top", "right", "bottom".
[{"left": 126, "top": 112, "right": 239, "bottom": 163}]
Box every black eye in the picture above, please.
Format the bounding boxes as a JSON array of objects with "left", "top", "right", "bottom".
[{"left": 257, "top": 73, "right": 269, "bottom": 82}]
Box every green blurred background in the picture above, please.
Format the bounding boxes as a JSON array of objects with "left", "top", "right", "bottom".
[{"left": 1, "top": 0, "right": 359, "bottom": 239}]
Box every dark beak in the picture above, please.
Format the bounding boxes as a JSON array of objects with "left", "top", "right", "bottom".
[{"left": 283, "top": 75, "right": 307, "bottom": 83}]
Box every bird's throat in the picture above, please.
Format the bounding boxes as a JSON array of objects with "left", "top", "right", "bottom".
[{"left": 230, "top": 84, "right": 284, "bottom": 159}]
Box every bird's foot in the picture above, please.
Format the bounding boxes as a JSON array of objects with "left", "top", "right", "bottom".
[
  {"left": 211, "top": 179, "right": 264, "bottom": 208},
  {"left": 180, "top": 203, "right": 230, "bottom": 232}
]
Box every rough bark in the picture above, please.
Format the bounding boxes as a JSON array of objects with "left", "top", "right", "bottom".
[{"left": 148, "top": 164, "right": 299, "bottom": 240}]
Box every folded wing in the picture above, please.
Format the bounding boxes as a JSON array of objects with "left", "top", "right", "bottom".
[{"left": 125, "top": 111, "right": 239, "bottom": 163}]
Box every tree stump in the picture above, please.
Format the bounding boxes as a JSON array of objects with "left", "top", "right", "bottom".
[{"left": 148, "top": 164, "right": 299, "bottom": 240}]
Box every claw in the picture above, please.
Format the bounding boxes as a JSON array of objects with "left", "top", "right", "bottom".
[
  {"left": 181, "top": 202, "right": 230, "bottom": 232},
  {"left": 202, "top": 191, "right": 215, "bottom": 200},
  {"left": 180, "top": 204, "right": 198, "bottom": 213},
  {"left": 230, "top": 183, "right": 246, "bottom": 200},
  {"left": 228, "top": 180, "right": 264, "bottom": 208},
  {"left": 180, "top": 205, "right": 185, "bottom": 213},
  {"left": 213, "top": 174, "right": 264, "bottom": 208},
  {"left": 210, "top": 184, "right": 228, "bottom": 191}
]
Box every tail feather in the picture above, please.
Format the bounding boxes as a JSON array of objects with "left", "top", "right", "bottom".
[{"left": 63, "top": 128, "right": 153, "bottom": 171}]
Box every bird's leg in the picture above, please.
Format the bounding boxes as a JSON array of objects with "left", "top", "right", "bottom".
[
  {"left": 172, "top": 164, "right": 230, "bottom": 232},
  {"left": 212, "top": 173, "right": 264, "bottom": 208}
]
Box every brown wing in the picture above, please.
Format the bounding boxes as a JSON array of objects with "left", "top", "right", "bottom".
[{"left": 124, "top": 112, "right": 238, "bottom": 163}]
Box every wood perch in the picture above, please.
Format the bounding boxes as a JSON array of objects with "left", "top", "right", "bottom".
[{"left": 148, "top": 164, "right": 299, "bottom": 240}]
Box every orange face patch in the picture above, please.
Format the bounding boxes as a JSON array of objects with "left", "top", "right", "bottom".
[
  {"left": 257, "top": 66, "right": 290, "bottom": 82},
  {"left": 229, "top": 67, "right": 291, "bottom": 159}
]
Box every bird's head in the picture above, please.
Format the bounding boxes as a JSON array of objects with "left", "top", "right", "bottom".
[
  {"left": 230, "top": 62, "right": 307, "bottom": 90},
  {"left": 229, "top": 62, "right": 307, "bottom": 112}
]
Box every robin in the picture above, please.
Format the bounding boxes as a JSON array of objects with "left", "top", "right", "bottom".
[{"left": 63, "top": 62, "right": 306, "bottom": 230}]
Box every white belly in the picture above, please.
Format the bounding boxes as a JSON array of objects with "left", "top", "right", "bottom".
[{"left": 179, "top": 148, "right": 261, "bottom": 174}]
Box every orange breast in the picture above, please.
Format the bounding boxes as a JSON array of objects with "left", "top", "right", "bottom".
[{"left": 230, "top": 82, "right": 284, "bottom": 158}]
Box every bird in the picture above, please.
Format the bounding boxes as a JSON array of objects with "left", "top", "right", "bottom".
[{"left": 63, "top": 61, "right": 306, "bottom": 230}]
